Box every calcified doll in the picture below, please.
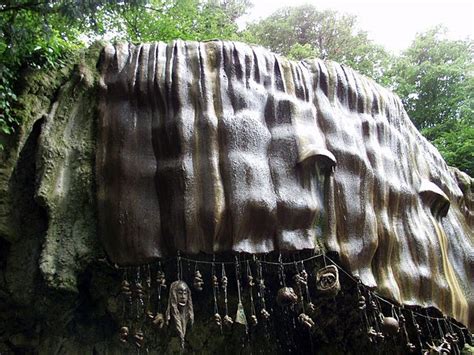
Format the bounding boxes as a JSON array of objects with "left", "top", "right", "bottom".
[{"left": 166, "top": 281, "right": 194, "bottom": 348}]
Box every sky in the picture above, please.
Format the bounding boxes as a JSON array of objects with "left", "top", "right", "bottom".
[{"left": 239, "top": 0, "right": 474, "bottom": 53}]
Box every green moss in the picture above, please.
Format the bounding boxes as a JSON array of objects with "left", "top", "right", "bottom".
[
  {"left": 1, "top": 44, "right": 104, "bottom": 300},
  {"left": 34, "top": 48, "right": 103, "bottom": 293}
]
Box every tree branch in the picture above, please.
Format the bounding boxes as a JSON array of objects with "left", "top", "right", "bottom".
[{"left": 0, "top": 1, "right": 49, "bottom": 13}]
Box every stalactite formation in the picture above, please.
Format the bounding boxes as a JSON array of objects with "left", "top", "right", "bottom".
[{"left": 97, "top": 40, "right": 472, "bottom": 328}]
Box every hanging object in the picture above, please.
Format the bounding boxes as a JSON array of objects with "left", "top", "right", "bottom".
[
  {"left": 443, "top": 319, "right": 460, "bottom": 353},
  {"left": 256, "top": 258, "right": 270, "bottom": 320},
  {"left": 356, "top": 282, "right": 373, "bottom": 343},
  {"left": 407, "top": 342, "right": 417, "bottom": 353},
  {"left": 298, "top": 261, "right": 316, "bottom": 313},
  {"left": 119, "top": 326, "right": 129, "bottom": 344},
  {"left": 121, "top": 279, "right": 132, "bottom": 301},
  {"left": 134, "top": 280, "right": 145, "bottom": 314},
  {"left": 306, "top": 301, "right": 316, "bottom": 313},
  {"left": 132, "top": 329, "right": 145, "bottom": 348},
  {"left": 132, "top": 268, "right": 145, "bottom": 317},
  {"left": 247, "top": 261, "right": 258, "bottom": 326},
  {"left": 367, "top": 326, "right": 378, "bottom": 343},
  {"left": 133, "top": 278, "right": 145, "bottom": 301},
  {"left": 293, "top": 261, "right": 314, "bottom": 329},
  {"left": 276, "top": 254, "right": 298, "bottom": 307},
  {"left": 214, "top": 313, "right": 223, "bottom": 327},
  {"left": 223, "top": 314, "right": 234, "bottom": 327},
  {"left": 166, "top": 280, "right": 194, "bottom": 349},
  {"left": 221, "top": 266, "right": 228, "bottom": 291},
  {"left": 152, "top": 262, "right": 166, "bottom": 329},
  {"left": 276, "top": 287, "right": 299, "bottom": 307},
  {"left": 234, "top": 256, "right": 248, "bottom": 329},
  {"left": 145, "top": 265, "right": 152, "bottom": 289},
  {"left": 120, "top": 269, "right": 133, "bottom": 321},
  {"left": 397, "top": 310, "right": 416, "bottom": 352},
  {"left": 298, "top": 313, "right": 315, "bottom": 330},
  {"left": 293, "top": 270, "right": 306, "bottom": 300},
  {"left": 260, "top": 308, "right": 270, "bottom": 320},
  {"left": 249, "top": 314, "right": 258, "bottom": 326},
  {"left": 425, "top": 312, "right": 434, "bottom": 337},
  {"left": 221, "top": 263, "right": 233, "bottom": 328},
  {"left": 366, "top": 292, "right": 384, "bottom": 342},
  {"left": 212, "top": 274, "right": 219, "bottom": 288},
  {"left": 429, "top": 318, "right": 455, "bottom": 355},
  {"left": 211, "top": 258, "right": 222, "bottom": 329},
  {"left": 235, "top": 302, "right": 248, "bottom": 327},
  {"left": 130, "top": 267, "right": 146, "bottom": 349},
  {"left": 358, "top": 295, "right": 367, "bottom": 310},
  {"left": 445, "top": 333, "right": 459, "bottom": 354},
  {"left": 156, "top": 270, "right": 167, "bottom": 290},
  {"left": 315, "top": 265, "right": 340, "bottom": 297},
  {"left": 381, "top": 305, "right": 400, "bottom": 336},
  {"left": 145, "top": 265, "right": 154, "bottom": 320},
  {"left": 152, "top": 313, "right": 165, "bottom": 329},
  {"left": 193, "top": 263, "right": 204, "bottom": 291},
  {"left": 410, "top": 311, "right": 424, "bottom": 351},
  {"left": 293, "top": 271, "right": 307, "bottom": 292},
  {"left": 425, "top": 341, "right": 451, "bottom": 354},
  {"left": 381, "top": 316, "right": 400, "bottom": 336},
  {"left": 119, "top": 269, "right": 132, "bottom": 344},
  {"left": 298, "top": 261, "right": 316, "bottom": 314}
]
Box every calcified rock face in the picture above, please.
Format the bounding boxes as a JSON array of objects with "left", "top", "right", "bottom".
[{"left": 98, "top": 41, "right": 472, "bottom": 327}]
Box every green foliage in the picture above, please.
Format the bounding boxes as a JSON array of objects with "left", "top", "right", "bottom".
[
  {"left": 384, "top": 26, "right": 474, "bottom": 175},
  {"left": 287, "top": 43, "right": 319, "bottom": 61},
  {"left": 427, "top": 120, "right": 474, "bottom": 175},
  {"left": 103, "top": 0, "right": 245, "bottom": 43},
  {"left": 0, "top": 67, "right": 18, "bottom": 134},
  {"left": 0, "top": 0, "right": 99, "bottom": 140},
  {"left": 386, "top": 27, "right": 473, "bottom": 129},
  {"left": 247, "top": 11, "right": 472, "bottom": 175},
  {"left": 0, "top": 3, "right": 471, "bottom": 175},
  {"left": 0, "top": 0, "right": 249, "bottom": 147},
  {"left": 244, "top": 5, "right": 392, "bottom": 81},
  {"left": 219, "top": 0, "right": 252, "bottom": 21}
]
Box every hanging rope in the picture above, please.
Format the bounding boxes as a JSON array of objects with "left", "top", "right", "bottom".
[
  {"left": 211, "top": 258, "right": 219, "bottom": 314},
  {"left": 278, "top": 253, "right": 286, "bottom": 287},
  {"left": 222, "top": 263, "right": 229, "bottom": 319},
  {"left": 293, "top": 261, "right": 305, "bottom": 314},
  {"left": 207, "top": 255, "right": 221, "bottom": 331},
  {"left": 247, "top": 260, "right": 257, "bottom": 325},
  {"left": 176, "top": 251, "right": 182, "bottom": 280}
]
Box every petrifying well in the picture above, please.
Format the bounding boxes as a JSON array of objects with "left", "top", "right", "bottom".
[{"left": 97, "top": 41, "right": 473, "bottom": 327}]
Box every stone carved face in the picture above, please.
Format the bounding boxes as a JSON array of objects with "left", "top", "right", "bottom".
[
  {"left": 166, "top": 281, "right": 194, "bottom": 348},
  {"left": 316, "top": 265, "right": 340, "bottom": 296},
  {"left": 176, "top": 282, "right": 188, "bottom": 307},
  {"left": 320, "top": 272, "right": 336, "bottom": 288}
]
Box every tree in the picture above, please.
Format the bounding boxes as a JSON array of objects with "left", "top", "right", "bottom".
[
  {"left": 244, "top": 5, "right": 391, "bottom": 81},
  {"left": 0, "top": 0, "right": 249, "bottom": 143},
  {"left": 385, "top": 26, "right": 473, "bottom": 175},
  {"left": 101, "top": 0, "right": 246, "bottom": 43},
  {"left": 0, "top": 0, "right": 149, "bottom": 136},
  {"left": 1, "top": 3, "right": 471, "bottom": 175}
]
